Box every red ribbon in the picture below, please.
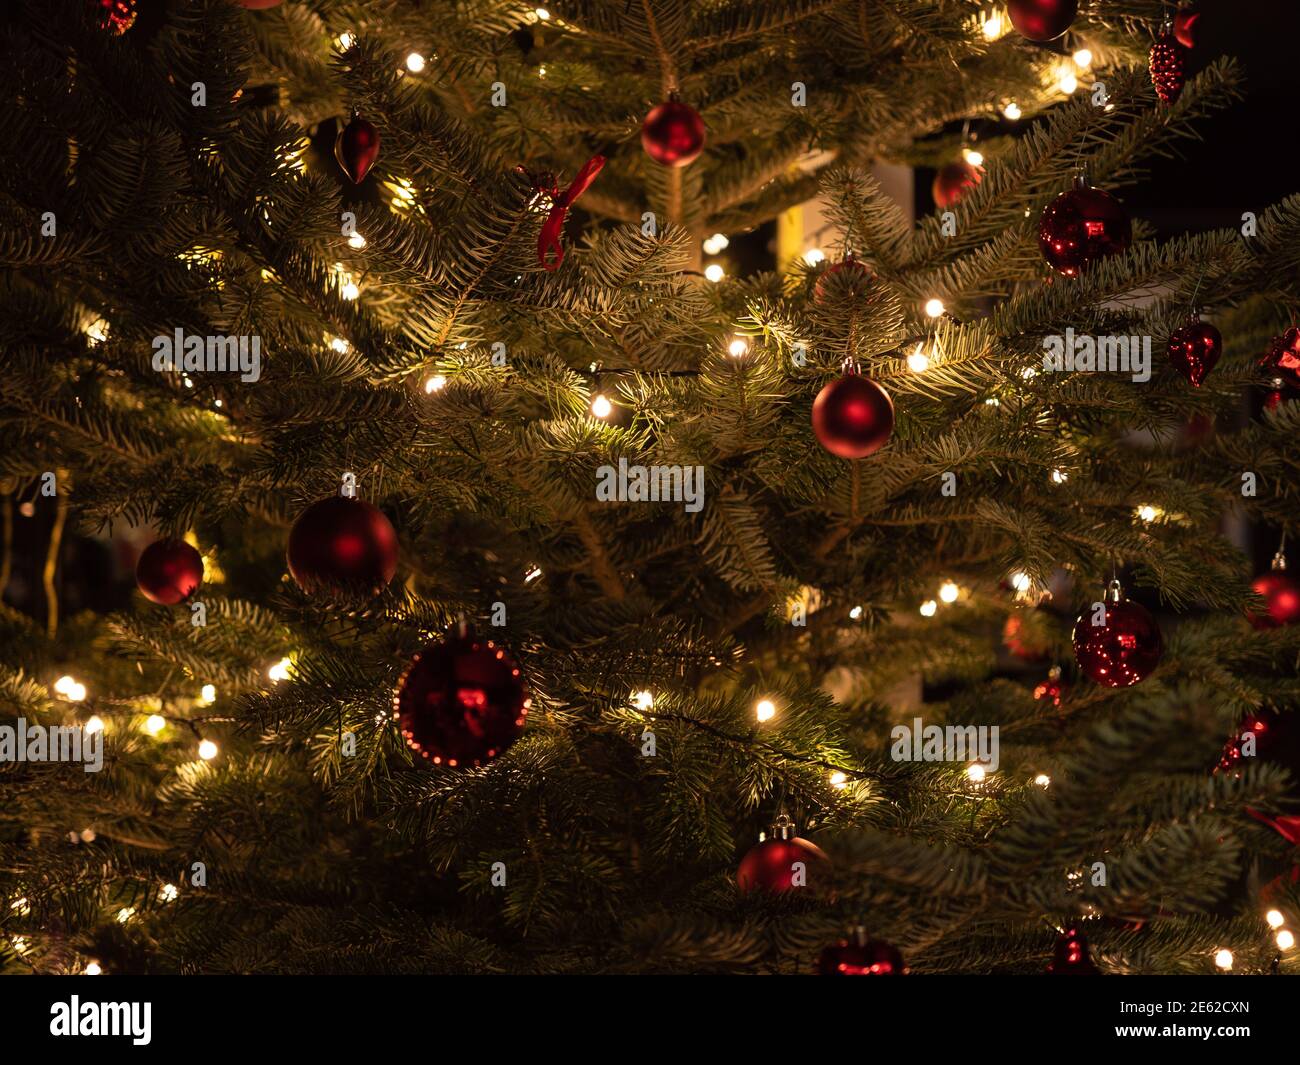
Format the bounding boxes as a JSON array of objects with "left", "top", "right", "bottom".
[{"left": 536, "top": 155, "right": 605, "bottom": 271}]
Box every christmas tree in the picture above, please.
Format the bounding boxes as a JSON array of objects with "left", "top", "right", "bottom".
[{"left": 3, "top": 0, "right": 1300, "bottom": 978}]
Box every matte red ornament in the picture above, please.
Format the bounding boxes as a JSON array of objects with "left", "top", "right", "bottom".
[
  {"left": 737, "top": 815, "right": 831, "bottom": 894},
  {"left": 287, "top": 495, "right": 399, "bottom": 596},
  {"left": 1007, "top": 0, "right": 1078, "bottom": 42},
  {"left": 813, "top": 256, "right": 873, "bottom": 304},
  {"left": 812, "top": 372, "right": 894, "bottom": 460},
  {"left": 1071, "top": 582, "right": 1163, "bottom": 688},
  {"left": 93, "top": 0, "right": 137, "bottom": 34},
  {"left": 1260, "top": 327, "right": 1300, "bottom": 387},
  {"left": 1047, "top": 927, "right": 1100, "bottom": 974},
  {"left": 1149, "top": 33, "right": 1187, "bottom": 105},
  {"left": 1173, "top": 9, "right": 1200, "bottom": 49},
  {"left": 641, "top": 101, "right": 705, "bottom": 167},
  {"left": 818, "top": 930, "right": 907, "bottom": 975},
  {"left": 1167, "top": 316, "right": 1221, "bottom": 387},
  {"left": 1248, "top": 552, "right": 1300, "bottom": 629},
  {"left": 335, "top": 113, "right": 380, "bottom": 184},
  {"left": 1039, "top": 177, "right": 1132, "bottom": 278},
  {"left": 932, "top": 159, "right": 983, "bottom": 209},
  {"left": 136, "top": 539, "right": 204, "bottom": 605},
  {"left": 393, "top": 631, "right": 530, "bottom": 767}
]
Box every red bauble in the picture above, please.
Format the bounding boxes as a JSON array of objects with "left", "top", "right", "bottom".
[
  {"left": 1047, "top": 927, "right": 1100, "bottom": 975},
  {"left": 1039, "top": 180, "right": 1132, "bottom": 278},
  {"left": 813, "top": 256, "right": 873, "bottom": 304},
  {"left": 93, "top": 0, "right": 137, "bottom": 34},
  {"left": 818, "top": 934, "right": 907, "bottom": 975},
  {"left": 932, "top": 160, "right": 983, "bottom": 209},
  {"left": 1167, "top": 317, "right": 1221, "bottom": 387},
  {"left": 1249, "top": 568, "right": 1300, "bottom": 629},
  {"left": 812, "top": 373, "right": 894, "bottom": 460},
  {"left": 136, "top": 539, "right": 204, "bottom": 605},
  {"left": 1071, "top": 587, "right": 1163, "bottom": 688},
  {"left": 1149, "top": 34, "right": 1187, "bottom": 105},
  {"left": 335, "top": 114, "right": 380, "bottom": 184},
  {"left": 287, "top": 495, "right": 399, "bottom": 596},
  {"left": 640, "top": 101, "right": 705, "bottom": 167},
  {"left": 737, "top": 817, "right": 831, "bottom": 894},
  {"left": 1260, "top": 327, "right": 1300, "bottom": 387},
  {"left": 1007, "top": 0, "right": 1078, "bottom": 42},
  {"left": 393, "top": 632, "right": 530, "bottom": 767},
  {"left": 1174, "top": 9, "right": 1200, "bottom": 49}
]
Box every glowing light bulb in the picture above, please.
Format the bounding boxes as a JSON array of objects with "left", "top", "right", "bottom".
[
  {"left": 1136, "top": 505, "right": 1160, "bottom": 524},
  {"left": 1267, "top": 909, "right": 1285, "bottom": 929},
  {"left": 1034, "top": 773, "right": 1051, "bottom": 788},
  {"left": 633, "top": 691, "right": 654, "bottom": 710},
  {"left": 1058, "top": 71, "right": 1078, "bottom": 94},
  {"left": 849, "top": 605, "right": 864, "bottom": 620},
  {"left": 1214, "top": 948, "right": 1234, "bottom": 970},
  {"left": 116, "top": 906, "right": 136, "bottom": 924},
  {"left": 537, "top": 66, "right": 546, "bottom": 78},
  {"left": 1011, "top": 572, "right": 1032, "bottom": 593},
  {"left": 524, "top": 565, "right": 544, "bottom": 583},
  {"left": 1002, "top": 102, "right": 1021, "bottom": 121},
  {"left": 144, "top": 715, "right": 166, "bottom": 736},
  {"left": 535, "top": 7, "right": 551, "bottom": 19},
  {"left": 939, "top": 581, "right": 959, "bottom": 604},
  {"left": 11, "top": 897, "right": 30, "bottom": 915},
  {"left": 1051, "top": 468, "right": 1068, "bottom": 484},
  {"left": 69, "top": 682, "right": 87, "bottom": 702},
  {"left": 424, "top": 374, "right": 447, "bottom": 393},
  {"left": 198, "top": 739, "right": 219, "bottom": 761},
  {"left": 348, "top": 232, "right": 367, "bottom": 249},
  {"left": 160, "top": 883, "right": 178, "bottom": 902},
  {"left": 84, "top": 962, "right": 102, "bottom": 976},
  {"left": 84, "top": 716, "right": 105, "bottom": 735},
  {"left": 1021, "top": 366, "right": 1038, "bottom": 380},
  {"left": 925, "top": 298, "right": 945, "bottom": 318},
  {"left": 704, "top": 264, "right": 725, "bottom": 283},
  {"left": 590, "top": 394, "right": 613, "bottom": 418},
  {"left": 962, "top": 147, "right": 984, "bottom": 167},
  {"left": 1278, "top": 930, "right": 1296, "bottom": 951},
  {"left": 728, "top": 336, "right": 750, "bottom": 358},
  {"left": 919, "top": 599, "right": 938, "bottom": 617},
  {"left": 54, "top": 675, "right": 76, "bottom": 695},
  {"left": 702, "top": 233, "right": 729, "bottom": 255},
  {"left": 405, "top": 53, "right": 426, "bottom": 73},
  {"left": 334, "top": 33, "right": 354, "bottom": 50},
  {"left": 830, "top": 771, "right": 848, "bottom": 790},
  {"left": 755, "top": 699, "right": 776, "bottom": 723},
  {"left": 803, "top": 248, "right": 825, "bottom": 266},
  {"left": 268, "top": 658, "right": 292, "bottom": 683},
  {"left": 1073, "top": 49, "right": 1093, "bottom": 69},
  {"left": 966, "top": 763, "right": 987, "bottom": 784},
  {"left": 84, "top": 318, "right": 109, "bottom": 345},
  {"left": 199, "top": 684, "right": 217, "bottom": 705},
  {"left": 341, "top": 280, "right": 360, "bottom": 301},
  {"left": 982, "top": 13, "right": 1004, "bottom": 39},
  {"left": 908, "top": 345, "right": 930, "bottom": 373}
]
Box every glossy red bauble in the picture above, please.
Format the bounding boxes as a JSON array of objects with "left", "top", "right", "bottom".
[
  {"left": 1249, "top": 570, "right": 1300, "bottom": 629},
  {"left": 335, "top": 114, "right": 381, "bottom": 184},
  {"left": 136, "top": 539, "right": 204, "bottom": 605},
  {"left": 812, "top": 373, "right": 894, "bottom": 460},
  {"left": 1072, "top": 594, "right": 1163, "bottom": 688},
  {"left": 1261, "top": 327, "right": 1300, "bottom": 387},
  {"left": 1167, "top": 317, "right": 1222, "bottom": 387},
  {"left": 393, "top": 634, "right": 530, "bottom": 767},
  {"left": 932, "top": 159, "right": 983, "bottom": 209},
  {"left": 1039, "top": 182, "right": 1132, "bottom": 278},
  {"left": 641, "top": 101, "right": 705, "bottom": 167},
  {"left": 1047, "top": 927, "right": 1100, "bottom": 975},
  {"left": 93, "top": 0, "right": 137, "bottom": 34},
  {"left": 737, "top": 824, "right": 830, "bottom": 894},
  {"left": 818, "top": 936, "right": 907, "bottom": 975},
  {"left": 287, "top": 495, "right": 399, "bottom": 596},
  {"left": 1149, "top": 34, "right": 1187, "bottom": 105},
  {"left": 1007, "top": 0, "right": 1078, "bottom": 42}
]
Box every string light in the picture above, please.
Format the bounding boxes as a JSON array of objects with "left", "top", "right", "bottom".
[
  {"left": 424, "top": 374, "right": 447, "bottom": 393},
  {"left": 198, "top": 739, "right": 219, "bottom": 761},
  {"left": 1214, "top": 948, "right": 1234, "bottom": 971},
  {"left": 524, "top": 564, "right": 544, "bottom": 583},
  {"left": 632, "top": 691, "right": 654, "bottom": 710},
  {"left": 347, "top": 232, "right": 367, "bottom": 250},
  {"left": 982, "top": 13, "right": 1004, "bottom": 39},
  {"left": 84, "top": 716, "right": 105, "bottom": 735},
  {"left": 1266, "top": 909, "right": 1286, "bottom": 929},
  {"left": 84, "top": 318, "right": 110, "bottom": 345},
  {"left": 405, "top": 53, "right": 426, "bottom": 73},
  {"left": 702, "top": 233, "right": 729, "bottom": 255},
  {"left": 116, "top": 906, "right": 136, "bottom": 924},
  {"left": 704, "top": 264, "right": 725, "bottom": 283},
  {"left": 1051, "top": 468, "right": 1068, "bottom": 484},
  {"left": 1010, "top": 572, "right": 1032, "bottom": 594},
  {"left": 727, "top": 336, "right": 750, "bottom": 357},
  {"left": 1034, "top": 773, "right": 1051, "bottom": 788},
  {"left": 84, "top": 961, "right": 102, "bottom": 976},
  {"left": 755, "top": 698, "right": 776, "bottom": 723},
  {"left": 1136, "top": 504, "right": 1162, "bottom": 524},
  {"left": 962, "top": 147, "right": 984, "bottom": 167},
  {"left": 907, "top": 344, "right": 930, "bottom": 373},
  {"left": 159, "top": 883, "right": 178, "bottom": 903},
  {"left": 1002, "top": 102, "right": 1021, "bottom": 121},
  {"left": 1073, "top": 49, "right": 1093, "bottom": 69},
  {"left": 341, "top": 280, "right": 360, "bottom": 300},
  {"left": 10, "top": 897, "right": 29, "bottom": 916},
  {"left": 334, "top": 32, "right": 354, "bottom": 50},
  {"left": 939, "top": 580, "right": 960, "bottom": 603},
  {"left": 590, "top": 394, "right": 613, "bottom": 418},
  {"left": 919, "top": 599, "right": 938, "bottom": 617},
  {"left": 535, "top": 7, "right": 551, "bottom": 19},
  {"left": 54, "top": 675, "right": 87, "bottom": 702},
  {"left": 924, "top": 298, "right": 945, "bottom": 318},
  {"left": 803, "top": 248, "right": 826, "bottom": 265},
  {"left": 829, "top": 771, "right": 848, "bottom": 790},
  {"left": 966, "top": 763, "right": 988, "bottom": 784},
  {"left": 144, "top": 714, "right": 166, "bottom": 736},
  {"left": 268, "top": 658, "right": 292, "bottom": 683},
  {"left": 849, "top": 605, "right": 864, "bottom": 620}
]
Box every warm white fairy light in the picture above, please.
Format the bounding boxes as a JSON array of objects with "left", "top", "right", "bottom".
[
  {"left": 1058, "top": 70, "right": 1078, "bottom": 94},
  {"left": 268, "top": 658, "right": 292, "bottom": 683},
  {"left": 348, "top": 232, "right": 367, "bottom": 249},
  {"left": 159, "top": 883, "right": 178, "bottom": 903},
  {"left": 1136, "top": 504, "right": 1161, "bottom": 524},
  {"left": 920, "top": 599, "right": 938, "bottom": 617},
  {"left": 1051, "top": 468, "right": 1068, "bottom": 484},
  {"left": 727, "top": 336, "right": 750, "bottom": 358},
  {"left": 55, "top": 675, "right": 87, "bottom": 701},
  {"left": 341, "top": 280, "right": 360, "bottom": 300},
  {"left": 1279, "top": 930, "right": 1296, "bottom": 951},
  {"left": 424, "top": 374, "right": 447, "bottom": 393},
  {"left": 1267, "top": 909, "right": 1286, "bottom": 929},
  {"left": 1073, "top": 49, "right": 1093, "bottom": 69},
  {"left": 633, "top": 691, "right": 654, "bottom": 711},
  {"left": 702, "top": 233, "right": 729, "bottom": 255},
  {"left": 803, "top": 248, "right": 826, "bottom": 266},
  {"left": 405, "top": 53, "right": 426, "bottom": 73},
  {"left": 704, "top": 264, "right": 725, "bottom": 283},
  {"left": 1034, "top": 773, "right": 1051, "bottom": 788},
  {"left": 535, "top": 6, "right": 551, "bottom": 19},
  {"left": 966, "top": 763, "right": 987, "bottom": 784},
  {"left": 144, "top": 714, "right": 166, "bottom": 736},
  {"left": 329, "top": 337, "right": 351, "bottom": 355},
  {"left": 84, "top": 318, "right": 110, "bottom": 345},
  {"left": 1002, "top": 101, "right": 1021, "bottom": 121},
  {"left": 1214, "top": 948, "right": 1234, "bottom": 970},
  {"left": 907, "top": 345, "right": 930, "bottom": 373},
  {"left": 982, "top": 13, "right": 1004, "bottom": 39},
  {"left": 1010, "top": 571, "right": 1032, "bottom": 594},
  {"left": 755, "top": 699, "right": 776, "bottom": 723},
  {"left": 197, "top": 684, "right": 217, "bottom": 706},
  {"left": 924, "top": 298, "right": 945, "bottom": 318},
  {"left": 590, "top": 394, "right": 613, "bottom": 418},
  {"left": 334, "top": 32, "right": 355, "bottom": 50},
  {"left": 84, "top": 716, "right": 105, "bottom": 735},
  {"left": 962, "top": 147, "right": 984, "bottom": 167},
  {"left": 939, "top": 580, "right": 960, "bottom": 604},
  {"left": 116, "top": 906, "right": 136, "bottom": 924},
  {"left": 84, "top": 961, "right": 102, "bottom": 975},
  {"left": 11, "top": 897, "right": 30, "bottom": 916},
  {"left": 849, "top": 605, "right": 864, "bottom": 620},
  {"left": 1021, "top": 366, "right": 1037, "bottom": 381},
  {"left": 198, "top": 739, "right": 219, "bottom": 761},
  {"left": 829, "top": 771, "right": 848, "bottom": 790},
  {"left": 524, "top": 565, "right": 544, "bottom": 583}
]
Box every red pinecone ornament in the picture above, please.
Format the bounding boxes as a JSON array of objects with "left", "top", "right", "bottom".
[
  {"left": 1071, "top": 583, "right": 1163, "bottom": 688},
  {"left": 136, "top": 539, "right": 204, "bottom": 605},
  {"left": 811, "top": 372, "right": 894, "bottom": 460},
  {"left": 93, "top": 0, "right": 137, "bottom": 34},
  {"left": 1167, "top": 316, "right": 1222, "bottom": 386},
  {"left": 1249, "top": 553, "right": 1300, "bottom": 629},
  {"left": 1261, "top": 327, "right": 1300, "bottom": 387},
  {"left": 1039, "top": 178, "right": 1132, "bottom": 278},
  {"left": 641, "top": 101, "right": 705, "bottom": 167},
  {"left": 335, "top": 113, "right": 380, "bottom": 184},
  {"left": 737, "top": 815, "right": 831, "bottom": 894},
  {"left": 393, "top": 631, "right": 531, "bottom": 768},
  {"left": 1047, "top": 927, "right": 1100, "bottom": 974},
  {"left": 287, "top": 495, "right": 399, "bottom": 596},
  {"left": 932, "top": 159, "right": 983, "bottom": 209},
  {"left": 1149, "top": 33, "right": 1187, "bottom": 105},
  {"left": 1007, "top": 0, "right": 1078, "bottom": 42},
  {"left": 818, "top": 931, "right": 907, "bottom": 975}
]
